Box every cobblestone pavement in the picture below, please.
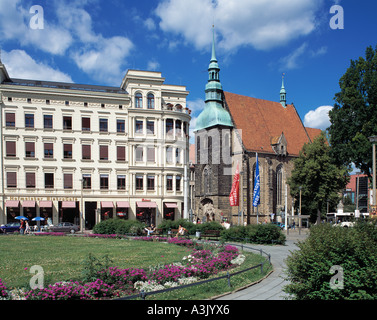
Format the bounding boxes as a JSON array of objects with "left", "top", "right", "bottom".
[{"left": 216, "top": 229, "right": 309, "bottom": 300}]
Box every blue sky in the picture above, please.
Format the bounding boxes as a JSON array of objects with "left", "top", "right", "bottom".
[{"left": 1, "top": 0, "right": 376, "bottom": 138}]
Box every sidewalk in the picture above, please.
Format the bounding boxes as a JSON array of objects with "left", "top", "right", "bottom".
[{"left": 216, "top": 229, "right": 309, "bottom": 300}]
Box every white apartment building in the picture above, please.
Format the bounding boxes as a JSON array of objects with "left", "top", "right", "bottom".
[{"left": 0, "top": 61, "right": 191, "bottom": 230}]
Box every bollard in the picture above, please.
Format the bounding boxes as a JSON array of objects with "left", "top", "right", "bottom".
[
  {"left": 140, "top": 289, "right": 146, "bottom": 300},
  {"left": 260, "top": 263, "right": 264, "bottom": 274},
  {"left": 227, "top": 271, "right": 231, "bottom": 288}
]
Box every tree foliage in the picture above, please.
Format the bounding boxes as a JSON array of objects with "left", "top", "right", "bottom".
[
  {"left": 328, "top": 45, "right": 377, "bottom": 176},
  {"left": 288, "top": 132, "right": 349, "bottom": 222}
]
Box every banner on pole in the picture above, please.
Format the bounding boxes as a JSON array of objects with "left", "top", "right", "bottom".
[
  {"left": 229, "top": 162, "right": 240, "bottom": 206},
  {"left": 252, "top": 153, "right": 260, "bottom": 207}
]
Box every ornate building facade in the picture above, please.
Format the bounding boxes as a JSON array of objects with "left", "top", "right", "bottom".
[{"left": 0, "top": 61, "right": 191, "bottom": 230}]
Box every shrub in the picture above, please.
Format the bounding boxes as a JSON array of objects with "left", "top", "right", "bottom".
[
  {"left": 284, "top": 220, "right": 377, "bottom": 300},
  {"left": 157, "top": 219, "right": 224, "bottom": 235},
  {"left": 92, "top": 219, "right": 144, "bottom": 235},
  {"left": 220, "top": 223, "right": 285, "bottom": 245}
]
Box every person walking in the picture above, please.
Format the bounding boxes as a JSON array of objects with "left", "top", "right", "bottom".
[
  {"left": 19, "top": 219, "right": 25, "bottom": 235},
  {"left": 25, "top": 220, "right": 30, "bottom": 234}
]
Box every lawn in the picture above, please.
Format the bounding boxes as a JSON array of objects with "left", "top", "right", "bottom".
[{"left": 0, "top": 234, "right": 272, "bottom": 300}]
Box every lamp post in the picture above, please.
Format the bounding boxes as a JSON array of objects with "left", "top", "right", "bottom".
[
  {"left": 368, "top": 136, "right": 377, "bottom": 210},
  {"left": 299, "top": 186, "right": 302, "bottom": 235}
]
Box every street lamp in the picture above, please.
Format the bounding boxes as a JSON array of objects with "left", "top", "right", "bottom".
[{"left": 368, "top": 136, "right": 377, "bottom": 211}]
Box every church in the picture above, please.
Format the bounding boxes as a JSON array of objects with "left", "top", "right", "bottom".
[{"left": 193, "top": 31, "right": 322, "bottom": 225}]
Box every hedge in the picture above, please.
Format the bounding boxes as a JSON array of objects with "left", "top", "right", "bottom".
[{"left": 92, "top": 219, "right": 145, "bottom": 235}]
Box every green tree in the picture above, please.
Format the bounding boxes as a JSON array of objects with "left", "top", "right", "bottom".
[
  {"left": 328, "top": 45, "right": 377, "bottom": 177},
  {"left": 288, "top": 132, "right": 349, "bottom": 223}
]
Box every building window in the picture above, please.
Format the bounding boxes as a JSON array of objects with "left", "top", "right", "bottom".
[
  {"left": 64, "top": 173, "right": 73, "bottom": 189},
  {"left": 176, "top": 175, "right": 181, "bottom": 191},
  {"left": 82, "top": 117, "right": 91, "bottom": 131},
  {"left": 6, "top": 172, "right": 17, "bottom": 188},
  {"left": 44, "top": 143, "right": 54, "bottom": 159},
  {"left": 147, "top": 175, "right": 155, "bottom": 191},
  {"left": 82, "top": 145, "right": 91, "bottom": 160},
  {"left": 99, "top": 145, "right": 109, "bottom": 160},
  {"left": 117, "top": 146, "right": 126, "bottom": 161},
  {"left": 166, "top": 175, "right": 173, "bottom": 191},
  {"left": 63, "top": 144, "right": 72, "bottom": 159},
  {"left": 26, "top": 172, "right": 36, "bottom": 188},
  {"left": 5, "top": 113, "right": 15, "bottom": 127},
  {"left": 166, "top": 119, "right": 173, "bottom": 135},
  {"left": 117, "top": 119, "right": 125, "bottom": 133},
  {"left": 166, "top": 147, "right": 173, "bottom": 163},
  {"left": 117, "top": 175, "right": 126, "bottom": 190},
  {"left": 135, "top": 120, "right": 143, "bottom": 134},
  {"left": 63, "top": 116, "right": 72, "bottom": 130},
  {"left": 135, "top": 146, "right": 143, "bottom": 162},
  {"left": 276, "top": 165, "right": 283, "bottom": 206},
  {"left": 44, "top": 173, "right": 54, "bottom": 189},
  {"left": 136, "top": 175, "right": 143, "bottom": 190},
  {"left": 6, "top": 141, "right": 16, "bottom": 157},
  {"left": 25, "top": 114, "right": 34, "bottom": 128},
  {"left": 100, "top": 174, "right": 109, "bottom": 190},
  {"left": 147, "top": 93, "right": 155, "bottom": 109},
  {"left": 147, "top": 147, "right": 155, "bottom": 162},
  {"left": 82, "top": 174, "right": 91, "bottom": 189},
  {"left": 176, "top": 148, "right": 181, "bottom": 164},
  {"left": 135, "top": 92, "right": 142, "bottom": 108},
  {"left": 44, "top": 115, "right": 53, "bottom": 129},
  {"left": 147, "top": 120, "right": 155, "bottom": 134},
  {"left": 25, "top": 142, "right": 35, "bottom": 158},
  {"left": 99, "top": 118, "right": 108, "bottom": 132},
  {"left": 175, "top": 120, "right": 182, "bottom": 136}
]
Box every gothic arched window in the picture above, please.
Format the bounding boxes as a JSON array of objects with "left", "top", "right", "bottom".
[{"left": 276, "top": 164, "right": 283, "bottom": 206}]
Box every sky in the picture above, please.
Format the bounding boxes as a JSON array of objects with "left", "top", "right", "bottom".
[{"left": 0, "top": 0, "right": 376, "bottom": 142}]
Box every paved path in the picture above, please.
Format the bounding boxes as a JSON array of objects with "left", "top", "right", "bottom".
[{"left": 216, "top": 229, "right": 309, "bottom": 300}]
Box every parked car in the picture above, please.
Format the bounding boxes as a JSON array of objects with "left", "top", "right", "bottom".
[
  {"left": 0, "top": 222, "right": 21, "bottom": 233},
  {"left": 48, "top": 222, "right": 79, "bottom": 233}
]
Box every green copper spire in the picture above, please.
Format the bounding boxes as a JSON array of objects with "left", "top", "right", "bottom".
[
  {"left": 195, "top": 27, "right": 233, "bottom": 131},
  {"left": 280, "top": 73, "right": 287, "bottom": 107}
]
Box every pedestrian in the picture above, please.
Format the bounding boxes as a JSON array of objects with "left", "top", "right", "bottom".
[
  {"left": 292, "top": 221, "right": 296, "bottom": 230},
  {"left": 19, "top": 219, "right": 25, "bottom": 235},
  {"left": 175, "top": 225, "right": 187, "bottom": 238},
  {"left": 25, "top": 220, "right": 30, "bottom": 234}
]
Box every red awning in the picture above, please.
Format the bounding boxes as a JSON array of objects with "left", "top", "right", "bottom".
[
  {"left": 62, "top": 201, "right": 76, "bottom": 208},
  {"left": 136, "top": 201, "right": 157, "bottom": 208},
  {"left": 101, "top": 201, "right": 113, "bottom": 208},
  {"left": 22, "top": 200, "right": 35, "bottom": 208},
  {"left": 164, "top": 202, "right": 178, "bottom": 208},
  {"left": 5, "top": 200, "right": 19, "bottom": 208},
  {"left": 39, "top": 201, "right": 52, "bottom": 208},
  {"left": 116, "top": 201, "right": 130, "bottom": 208}
]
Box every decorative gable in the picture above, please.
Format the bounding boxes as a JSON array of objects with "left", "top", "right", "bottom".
[{"left": 271, "top": 132, "right": 287, "bottom": 156}]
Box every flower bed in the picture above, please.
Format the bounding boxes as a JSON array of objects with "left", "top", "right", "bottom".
[{"left": 0, "top": 236, "right": 242, "bottom": 300}]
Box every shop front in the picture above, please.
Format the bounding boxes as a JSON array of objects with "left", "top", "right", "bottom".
[
  {"left": 136, "top": 200, "right": 157, "bottom": 226},
  {"left": 59, "top": 201, "right": 80, "bottom": 225},
  {"left": 163, "top": 202, "right": 178, "bottom": 221},
  {"left": 116, "top": 201, "right": 129, "bottom": 219}
]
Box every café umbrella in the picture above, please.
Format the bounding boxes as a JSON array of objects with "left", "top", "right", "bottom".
[
  {"left": 15, "top": 216, "right": 29, "bottom": 220},
  {"left": 32, "top": 217, "right": 45, "bottom": 221}
]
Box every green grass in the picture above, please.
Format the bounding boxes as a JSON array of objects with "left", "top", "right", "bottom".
[{"left": 0, "top": 234, "right": 272, "bottom": 300}]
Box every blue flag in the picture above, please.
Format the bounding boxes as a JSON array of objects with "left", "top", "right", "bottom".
[{"left": 252, "top": 153, "right": 260, "bottom": 207}]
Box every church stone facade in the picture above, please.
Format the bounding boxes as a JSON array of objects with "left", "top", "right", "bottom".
[{"left": 194, "top": 31, "right": 321, "bottom": 225}]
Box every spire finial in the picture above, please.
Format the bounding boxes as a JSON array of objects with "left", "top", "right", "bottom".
[
  {"left": 211, "top": 25, "right": 217, "bottom": 62},
  {"left": 280, "top": 73, "right": 287, "bottom": 107}
]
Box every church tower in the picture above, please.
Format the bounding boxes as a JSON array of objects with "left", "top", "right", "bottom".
[{"left": 194, "top": 27, "right": 233, "bottom": 223}]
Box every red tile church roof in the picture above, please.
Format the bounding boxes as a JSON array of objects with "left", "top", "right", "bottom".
[{"left": 224, "top": 91, "right": 322, "bottom": 156}]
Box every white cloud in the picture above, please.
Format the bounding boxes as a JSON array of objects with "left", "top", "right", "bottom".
[
  {"left": 2, "top": 49, "right": 73, "bottom": 82},
  {"left": 279, "top": 43, "right": 308, "bottom": 71},
  {"left": 147, "top": 60, "right": 160, "bottom": 71},
  {"left": 304, "top": 105, "right": 333, "bottom": 130},
  {"left": 155, "top": 0, "right": 323, "bottom": 52}
]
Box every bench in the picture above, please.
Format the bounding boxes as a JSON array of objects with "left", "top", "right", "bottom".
[
  {"left": 170, "top": 228, "right": 190, "bottom": 239},
  {"left": 201, "top": 230, "right": 221, "bottom": 241}
]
